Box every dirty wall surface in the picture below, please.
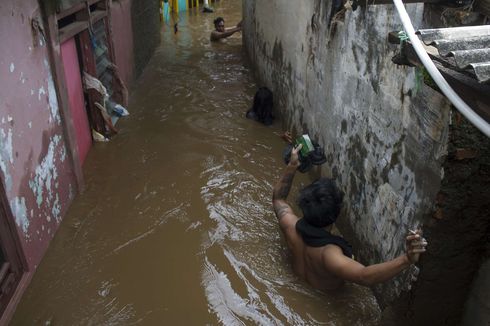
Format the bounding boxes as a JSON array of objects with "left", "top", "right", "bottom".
[
  {"left": 131, "top": 0, "right": 161, "bottom": 78},
  {"left": 110, "top": 0, "right": 135, "bottom": 87},
  {"left": 242, "top": 0, "right": 451, "bottom": 307},
  {"left": 12, "top": 1, "right": 383, "bottom": 324},
  {"left": 0, "top": 0, "right": 77, "bottom": 269}
]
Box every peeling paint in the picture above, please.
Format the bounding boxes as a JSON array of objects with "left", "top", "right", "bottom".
[
  {"left": 9, "top": 63, "right": 15, "bottom": 73},
  {"left": 69, "top": 183, "right": 74, "bottom": 200},
  {"left": 11, "top": 197, "right": 29, "bottom": 234},
  {"left": 28, "top": 134, "right": 61, "bottom": 207},
  {"left": 60, "top": 145, "right": 66, "bottom": 162},
  {"left": 38, "top": 86, "right": 46, "bottom": 101},
  {"left": 0, "top": 126, "right": 14, "bottom": 192},
  {"left": 52, "top": 193, "right": 61, "bottom": 222},
  {"left": 46, "top": 65, "right": 61, "bottom": 125}
]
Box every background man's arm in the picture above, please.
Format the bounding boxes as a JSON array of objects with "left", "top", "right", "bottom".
[
  {"left": 211, "top": 25, "right": 242, "bottom": 41},
  {"left": 322, "top": 231, "right": 427, "bottom": 286}
]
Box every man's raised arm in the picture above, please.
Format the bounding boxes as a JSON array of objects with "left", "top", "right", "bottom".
[
  {"left": 272, "top": 145, "right": 301, "bottom": 226},
  {"left": 210, "top": 24, "right": 242, "bottom": 41}
]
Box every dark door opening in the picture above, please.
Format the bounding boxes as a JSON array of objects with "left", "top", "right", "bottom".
[{"left": 0, "top": 183, "right": 26, "bottom": 316}]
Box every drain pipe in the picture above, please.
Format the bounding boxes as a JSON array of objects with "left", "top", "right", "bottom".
[{"left": 393, "top": 0, "right": 490, "bottom": 137}]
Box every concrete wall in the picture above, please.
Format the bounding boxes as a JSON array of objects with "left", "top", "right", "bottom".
[
  {"left": 463, "top": 258, "right": 490, "bottom": 326},
  {"left": 131, "top": 0, "right": 161, "bottom": 78},
  {"left": 242, "top": 0, "right": 450, "bottom": 308},
  {"left": 0, "top": 0, "right": 77, "bottom": 269}
]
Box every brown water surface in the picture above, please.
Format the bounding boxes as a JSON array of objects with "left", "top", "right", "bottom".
[{"left": 12, "top": 1, "right": 380, "bottom": 324}]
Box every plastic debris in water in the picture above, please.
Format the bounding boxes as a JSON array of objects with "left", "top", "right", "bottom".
[{"left": 92, "top": 129, "right": 109, "bottom": 142}]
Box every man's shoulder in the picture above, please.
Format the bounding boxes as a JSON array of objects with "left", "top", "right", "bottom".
[
  {"left": 322, "top": 243, "right": 345, "bottom": 254},
  {"left": 320, "top": 244, "right": 352, "bottom": 268}
]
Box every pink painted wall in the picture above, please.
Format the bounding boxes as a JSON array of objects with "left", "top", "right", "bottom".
[
  {"left": 110, "top": 0, "right": 134, "bottom": 87},
  {"left": 0, "top": 1, "right": 77, "bottom": 269},
  {"left": 61, "top": 38, "right": 92, "bottom": 165}
]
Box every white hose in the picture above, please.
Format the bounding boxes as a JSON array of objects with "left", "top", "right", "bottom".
[{"left": 393, "top": 0, "right": 490, "bottom": 137}]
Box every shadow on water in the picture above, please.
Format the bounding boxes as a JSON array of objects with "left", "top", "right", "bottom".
[{"left": 12, "top": 1, "right": 380, "bottom": 324}]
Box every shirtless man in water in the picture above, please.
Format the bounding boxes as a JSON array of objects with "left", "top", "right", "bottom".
[
  {"left": 210, "top": 17, "right": 242, "bottom": 41},
  {"left": 272, "top": 144, "right": 427, "bottom": 290}
]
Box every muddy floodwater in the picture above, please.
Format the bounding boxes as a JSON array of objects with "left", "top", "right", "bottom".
[{"left": 12, "top": 1, "right": 380, "bottom": 324}]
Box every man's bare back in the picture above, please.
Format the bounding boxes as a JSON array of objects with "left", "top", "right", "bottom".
[
  {"left": 272, "top": 144, "right": 427, "bottom": 290},
  {"left": 280, "top": 218, "right": 345, "bottom": 290}
]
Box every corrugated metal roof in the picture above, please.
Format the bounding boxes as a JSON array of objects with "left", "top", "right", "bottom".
[{"left": 417, "top": 25, "right": 490, "bottom": 83}]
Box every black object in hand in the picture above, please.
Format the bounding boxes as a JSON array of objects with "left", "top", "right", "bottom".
[{"left": 283, "top": 141, "right": 326, "bottom": 173}]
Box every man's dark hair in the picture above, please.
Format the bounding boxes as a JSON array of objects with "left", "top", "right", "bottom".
[
  {"left": 297, "top": 178, "right": 344, "bottom": 227},
  {"left": 214, "top": 17, "right": 224, "bottom": 28},
  {"left": 246, "top": 87, "right": 274, "bottom": 125}
]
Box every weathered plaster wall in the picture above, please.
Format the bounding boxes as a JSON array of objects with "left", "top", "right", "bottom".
[
  {"left": 0, "top": 1, "right": 77, "bottom": 269},
  {"left": 131, "top": 0, "right": 161, "bottom": 78},
  {"left": 110, "top": 0, "right": 134, "bottom": 87},
  {"left": 243, "top": 0, "right": 451, "bottom": 308}
]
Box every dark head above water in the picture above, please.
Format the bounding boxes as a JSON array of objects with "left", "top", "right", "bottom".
[
  {"left": 214, "top": 17, "right": 225, "bottom": 31},
  {"left": 246, "top": 87, "right": 274, "bottom": 126},
  {"left": 298, "top": 178, "right": 344, "bottom": 228}
]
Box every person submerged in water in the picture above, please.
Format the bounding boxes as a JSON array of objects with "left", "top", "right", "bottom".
[
  {"left": 246, "top": 87, "right": 274, "bottom": 125},
  {"left": 272, "top": 145, "right": 428, "bottom": 290},
  {"left": 210, "top": 17, "right": 242, "bottom": 41}
]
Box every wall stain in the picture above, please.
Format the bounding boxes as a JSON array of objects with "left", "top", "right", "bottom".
[{"left": 341, "top": 119, "right": 347, "bottom": 134}]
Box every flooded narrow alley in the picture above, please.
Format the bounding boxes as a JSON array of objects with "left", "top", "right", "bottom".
[{"left": 12, "top": 1, "right": 380, "bottom": 324}]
